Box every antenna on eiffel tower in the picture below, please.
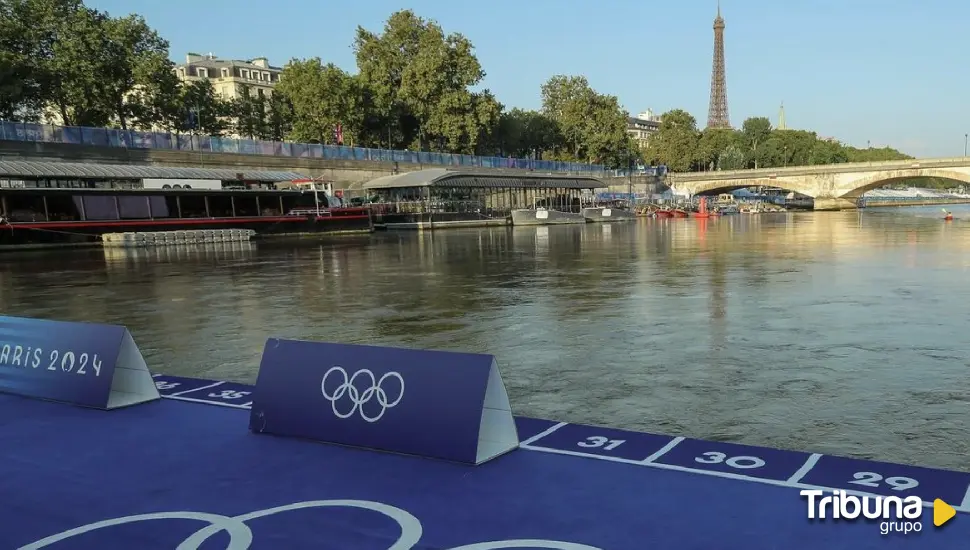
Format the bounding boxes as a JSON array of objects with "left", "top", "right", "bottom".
[{"left": 707, "top": 2, "right": 730, "bottom": 129}]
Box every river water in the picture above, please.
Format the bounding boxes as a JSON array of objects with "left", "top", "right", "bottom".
[{"left": 2, "top": 205, "right": 969, "bottom": 471}]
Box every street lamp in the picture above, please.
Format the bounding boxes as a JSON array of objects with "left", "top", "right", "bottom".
[{"left": 964, "top": 133, "right": 967, "bottom": 157}]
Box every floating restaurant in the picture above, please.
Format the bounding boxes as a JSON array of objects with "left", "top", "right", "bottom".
[{"left": 361, "top": 168, "right": 620, "bottom": 229}]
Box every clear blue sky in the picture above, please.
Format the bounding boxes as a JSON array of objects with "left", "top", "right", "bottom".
[{"left": 89, "top": 0, "right": 969, "bottom": 158}]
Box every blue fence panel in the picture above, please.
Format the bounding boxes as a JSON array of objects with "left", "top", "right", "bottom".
[
  {"left": 154, "top": 132, "right": 173, "bottom": 150},
  {"left": 0, "top": 120, "right": 617, "bottom": 174},
  {"left": 236, "top": 139, "right": 255, "bottom": 155},
  {"left": 62, "top": 126, "right": 83, "bottom": 145},
  {"left": 130, "top": 131, "right": 153, "bottom": 149}
]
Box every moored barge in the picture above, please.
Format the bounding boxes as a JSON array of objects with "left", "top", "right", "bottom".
[{"left": 0, "top": 161, "right": 371, "bottom": 249}]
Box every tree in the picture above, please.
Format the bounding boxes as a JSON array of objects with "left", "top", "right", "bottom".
[
  {"left": 808, "top": 138, "right": 848, "bottom": 165},
  {"left": 180, "top": 80, "right": 228, "bottom": 136},
  {"left": 740, "top": 116, "right": 772, "bottom": 169},
  {"left": 230, "top": 85, "right": 269, "bottom": 140},
  {"left": 129, "top": 54, "right": 182, "bottom": 131},
  {"left": 354, "top": 10, "right": 490, "bottom": 151},
  {"left": 265, "top": 92, "right": 294, "bottom": 142},
  {"left": 766, "top": 129, "right": 817, "bottom": 167},
  {"left": 422, "top": 88, "right": 502, "bottom": 154},
  {"left": 718, "top": 143, "right": 744, "bottom": 170},
  {"left": 697, "top": 127, "right": 739, "bottom": 171},
  {"left": 98, "top": 14, "right": 171, "bottom": 130},
  {"left": 0, "top": 0, "right": 45, "bottom": 120},
  {"left": 0, "top": 0, "right": 179, "bottom": 129},
  {"left": 644, "top": 109, "right": 701, "bottom": 172},
  {"left": 539, "top": 75, "right": 633, "bottom": 166},
  {"left": 275, "top": 58, "right": 362, "bottom": 145},
  {"left": 843, "top": 145, "right": 911, "bottom": 162},
  {"left": 640, "top": 106, "right": 917, "bottom": 174},
  {"left": 495, "top": 108, "right": 562, "bottom": 158},
  {"left": 43, "top": 3, "right": 114, "bottom": 126}
]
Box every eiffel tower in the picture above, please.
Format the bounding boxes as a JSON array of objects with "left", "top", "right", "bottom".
[{"left": 706, "top": 3, "right": 730, "bottom": 129}]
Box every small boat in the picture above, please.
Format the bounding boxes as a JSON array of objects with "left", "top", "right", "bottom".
[
  {"left": 582, "top": 206, "right": 636, "bottom": 222},
  {"left": 511, "top": 206, "right": 586, "bottom": 226},
  {"left": 943, "top": 208, "right": 953, "bottom": 221},
  {"left": 654, "top": 209, "right": 674, "bottom": 219},
  {"left": 692, "top": 197, "right": 712, "bottom": 218},
  {"left": 671, "top": 209, "right": 689, "bottom": 218}
]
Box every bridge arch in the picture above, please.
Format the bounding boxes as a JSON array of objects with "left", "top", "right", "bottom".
[
  {"left": 838, "top": 169, "right": 970, "bottom": 198},
  {"left": 686, "top": 178, "right": 815, "bottom": 197}
]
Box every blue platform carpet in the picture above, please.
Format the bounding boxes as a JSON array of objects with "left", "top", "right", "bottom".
[{"left": 0, "top": 374, "right": 967, "bottom": 549}]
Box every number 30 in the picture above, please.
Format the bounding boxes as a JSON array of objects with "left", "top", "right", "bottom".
[{"left": 694, "top": 451, "right": 765, "bottom": 469}]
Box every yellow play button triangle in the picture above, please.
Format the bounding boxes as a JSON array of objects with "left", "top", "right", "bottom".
[{"left": 934, "top": 499, "right": 956, "bottom": 527}]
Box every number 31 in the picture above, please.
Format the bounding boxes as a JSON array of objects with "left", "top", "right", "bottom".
[{"left": 578, "top": 436, "right": 625, "bottom": 451}]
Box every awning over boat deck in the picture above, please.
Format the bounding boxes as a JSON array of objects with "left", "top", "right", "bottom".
[
  {"left": 0, "top": 160, "right": 307, "bottom": 182},
  {"left": 362, "top": 168, "right": 608, "bottom": 190}
]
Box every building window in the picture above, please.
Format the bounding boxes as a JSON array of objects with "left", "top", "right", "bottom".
[
  {"left": 241, "top": 69, "right": 250, "bottom": 79},
  {"left": 262, "top": 72, "right": 270, "bottom": 81},
  {"left": 197, "top": 67, "right": 208, "bottom": 78},
  {"left": 221, "top": 68, "right": 229, "bottom": 78},
  {"left": 257, "top": 88, "right": 264, "bottom": 97}
]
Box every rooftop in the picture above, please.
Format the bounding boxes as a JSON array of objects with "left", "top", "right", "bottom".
[
  {"left": 0, "top": 160, "right": 305, "bottom": 182},
  {"left": 362, "top": 169, "right": 608, "bottom": 190},
  {"left": 178, "top": 53, "right": 282, "bottom": 72}
]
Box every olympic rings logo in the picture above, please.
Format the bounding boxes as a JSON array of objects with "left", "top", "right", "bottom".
[
  {"left": 321, "top": 366, "right": 404, "bottom": 423},
  {"left": 19, "top": 499, "right": 603, "bottom": 550}
]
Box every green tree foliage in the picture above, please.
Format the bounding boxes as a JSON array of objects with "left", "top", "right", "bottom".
[
  {"left": 230, "top": 85, "right": 268, "bottom": 140},
  {"left": 495, "top": 108, "right": 561, "bottom": 159},
  {"left": 539, "top": 75, "right": 637, "bottom": 166},
  {"left": 264, "top": 92, "right": 294, "bottom": 142},
  {"left": 0, "top": 2, "right": 930, "bottom": 175},
  {"left": 643, "top": 109, "right": 702, "bottom": 172},
  {"left": 740, "top": 116, "right": 772, "bottom": 169},
  {"left": 351, "top": 9, "right": 501, "bottom": 153},
  {"left": 0, "top": 0, "right": 174, "bottom": 128},
  {"left": 263, "top": 10, "right": 636, "bottom": 164},
  {"left": 647, "top": 111, "right": 916, "bottom": 174},
  {"left": 180, "top": 80, "right": 229, "bottom": 136},
  {"left": 275, "top": 58, "right": 364, "bottom": 145}
]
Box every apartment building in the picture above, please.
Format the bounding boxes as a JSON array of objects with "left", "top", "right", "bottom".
[
  {"left": 627, "top": 109, "right": 661, "bottom": 146},
  {"left": 174, "top": 53, "right": 282, "bottom": 100}
]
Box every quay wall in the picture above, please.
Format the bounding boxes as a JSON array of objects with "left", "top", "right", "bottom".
[{"left": 861, "top": 198, "right": 970, "bottom": 208}]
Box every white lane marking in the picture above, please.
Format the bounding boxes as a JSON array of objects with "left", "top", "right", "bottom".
[
  {"left": 168, "top": 381, "right": 225, "bottom": 397},
  {"left": 519, "top": 422, "right": 567, "bottom": 446}
]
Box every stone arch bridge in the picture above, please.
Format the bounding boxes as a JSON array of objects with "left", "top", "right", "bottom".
[{"left": 667, "top": 157, "right": 970, "bottom": 210}]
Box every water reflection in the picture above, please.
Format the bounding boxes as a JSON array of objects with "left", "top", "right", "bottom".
[{"left": 1, "top": 208, "right": 970, "bottom": 470}]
